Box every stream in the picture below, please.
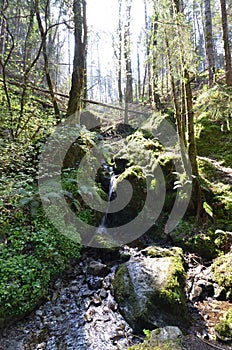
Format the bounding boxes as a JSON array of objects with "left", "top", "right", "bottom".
[
  {"left": 0, "top": 245, "right": 232, "bottom": 350},
  {"left": 1, "top": 165, "right": 231, "bottom": 350}
]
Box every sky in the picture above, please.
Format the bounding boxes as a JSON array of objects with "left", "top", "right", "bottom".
[
  {"left": 61, "top": 0, "right": 149, "bottom": 100},
  {"left": 87, "top": 0, "right": 146, "bottom": 35},
  {"left": 86, "top": 0, "right": 148, "bottom": 101}
]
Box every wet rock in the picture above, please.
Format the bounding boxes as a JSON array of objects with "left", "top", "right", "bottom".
[
  {"left": 91, "top": 294, "right": 102, "bottom": 306},
  {"left": 79, "top": 285, "right": 94, "bottom": 297},
  {"left": 99, "top": 289, "right": 108, "bottom": 299},
  {"left": 109, "top": 166, "right": 147, "bottom": 228},
  {"left": 127, "top": 326, "right": 183, "bottom": 350},
  {"left": 84, "top": 312, "right": 93, "bottom": 323},
  {"left": 70, "top": 285, "right": 79, "bottom": 294},
  {"left": 52, "top": 307, "right": 61, "bottom": 317},
  {"left": 113, "top": 247, "right": 189, "bottom": 332},
  {"left": 87, "top": 260, "right": 109, "bottom": 277},
  {"left": 102, "top": 276, "right": 112, "bottom": 290},
  {"left": 214, "top": 285, "right": 226, "bottom": 300},
  {"left": 149, "top": 326, "right": 183, "bottom": 349},
  {"left": 190, "top": 285, "right": 203, "bottom": 301},
  {"left": 35, "top": 310, "right": 44, "bottom": 318},
  {"left": 87, "top": 276, "right": 102, "bottom": 290}
]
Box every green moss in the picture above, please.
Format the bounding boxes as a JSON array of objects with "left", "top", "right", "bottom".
[
  {"left": 197, "top": 158, "right": 232, "bottom": 228},
  {"left": 110, "top": 165, "right": 147, "bottom": 227},
  {"left": 144, "top": 246, "right": 184, "bottom": 260},
  {"left": 160, "top": 257, "right": 187, "bottom": 308},
  {"left": 128, "top": 328, "right": 182, "bottom": 350},
  {"left": 211, "top": 252, "right": 232, "bottom": 299},
  {"left": 195, "top": 95, "right": 232, "bottom": 168},
  {"left": 215, "top": 308, "right": 232, "bottom": 343},
  {"left": 114, "top": 251, "right": 188, "bottom": 332},
  {"left": 171, "top": 218, "right": 231, "bottom": 261},
  {"left": 114, "top": 130, "right": 163, "bottom": 174}
]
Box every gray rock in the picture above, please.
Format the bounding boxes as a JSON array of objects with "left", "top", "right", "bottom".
[
  {"left": 149, "top": 326, "right": 183, "bottom": 349},
  {"left": 113, "top": 247, "right": 189, "bottom": 332},
  {"left": 190, "top": 285, "right": 203, "bottom": 301}
]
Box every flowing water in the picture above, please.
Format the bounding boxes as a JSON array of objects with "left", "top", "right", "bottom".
[{"left": 96, "top": 166, "right": 117, "bottom": 236}]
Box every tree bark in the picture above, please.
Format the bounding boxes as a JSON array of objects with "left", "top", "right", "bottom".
[
  {"left": 117, "top": 0, "right": 123, "bottom": 103},
  {"left": 35, "top": 0, "right": 60, "bottom": 118},
  {"left": 204, "top": 0, "right": 215, "bottom": 87},
  {"left": 124, "top": 0, "right": 133, "bottom": 123},
  {"left": 67, "top": 0, "right": 87, "bottom": 121},
  {"left": 219, "top": 0, "right": 232, "bottom": 86}
]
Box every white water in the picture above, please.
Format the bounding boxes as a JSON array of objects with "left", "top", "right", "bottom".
[{"left": 97, "top": 173, "right": 117, "bottom": 233}]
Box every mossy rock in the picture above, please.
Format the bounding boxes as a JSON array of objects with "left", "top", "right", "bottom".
[
  {"left": 113, "top": 247, "right": 189, "bottom": 332},
  {"left": 211, "top": 252, "right": 232, "bottom": 300},
  {"left": 143, "top": 246, "right": 184, "bottom": 261},
  {"left": 113, "top": 130, "right": 163, "bottom": 174},
  {"left": 80, "top": 110, "right": 100, "bottom": 130},
  {"left": 171, "top": 223, "right": 231, "bottom": 261},
  {"left": 128, "top": 326, "right": 182, "bottom": 350},
  {"left": 106, "top": 166, "right": 147, "bottom": 227},
  {"left": 215, "top": 308, "right": 232, "bottom": 343}
]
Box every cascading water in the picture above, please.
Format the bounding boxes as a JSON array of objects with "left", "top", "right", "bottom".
[{"left": 97, "top": 163, "right": 117, "bottom": 234}]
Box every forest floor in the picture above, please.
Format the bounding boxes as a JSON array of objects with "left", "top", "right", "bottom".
[{"left": 198, "top": 156, "right": 232, "bottom": 186}]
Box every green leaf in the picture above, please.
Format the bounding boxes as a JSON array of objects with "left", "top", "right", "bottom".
[{"left": 203, "top": 201, "right": 213, "bottom": 217}]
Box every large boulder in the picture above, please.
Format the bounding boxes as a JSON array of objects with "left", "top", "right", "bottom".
[
  {"left": 106, "top": 166, "right": 147, "bottom": 227},
  {"left": 210, "top": 252, "right": 232, "bottom": 300},
  {"left": 113, "top": 246, "right": 189, "bottom": 332}
]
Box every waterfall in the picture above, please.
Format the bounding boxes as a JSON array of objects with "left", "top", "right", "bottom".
[{"left": 97, "top": 167, "right": 117, "bottom": 234}]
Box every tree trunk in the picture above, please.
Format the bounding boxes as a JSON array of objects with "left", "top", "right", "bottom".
[
  {"left": 35, "top": 0, "right": 60, "bottom": 118},
  {"left": 204, "top": 0, "right": 215, "bottom": 87},
  {"left": 117, "top": 0, "right": 123, "bottom": 103},
  {"left": 124, "top": 0, "right": 133, "bottom": 123},
  {"left": 137, "top": 46, "right": 141, "bottom": 100},
  {"left": 219, "top": 0, "right": 232, "bottom": 86},
  {"left": 0, "top": 0, "right": 8, "bottom": 75},
  {"left": 67, "top": 0, "right": 87, "bottom": 121}
]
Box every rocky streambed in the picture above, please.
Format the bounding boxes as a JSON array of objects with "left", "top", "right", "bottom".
[{"left": 0, "top": 245, "right": 231, "bottom": 350}]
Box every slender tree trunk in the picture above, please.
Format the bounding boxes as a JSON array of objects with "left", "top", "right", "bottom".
[
  {"left": 117, "top": 0, "right": 123, "bottom": 103},
  {"left": 67, "top": 0, "right": 87, "bottom": 120},
  {"left": 137, "top": 48, "right": 141, "bottom": 99},
  {"left": 144, "top": 0, "right": 152, "bottom": 101},
  {"left": 204, "top": 0, "right": 215, "bottom": 87},
  {"left": 0, "top": 0, "right": 8, "bottom": 75},
  {"left": 165, "top": 33, "right": 183, "bottom": 144},
  {"left": 181, "top": 81, "right": 187, "bottom": 147},
  {"left": 124, "top": 0, "right": 133, "bottom": 119},
  {"left": 151, "top": 15, "right": 162, "bottom": 110},
  {"left": 184, "top": 69, "right": 198, "bottom": 178},
  {"left": 219, "top": 0, "right": 232, "bottom": 86},
  {"left": 35, "top": 0, "right": 60, "bottom": 118}
]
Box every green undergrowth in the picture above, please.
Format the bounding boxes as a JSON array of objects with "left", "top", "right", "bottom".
[
  {"left": 195, "top": 85, "right": 232, "bottom": 167},
  {"left": 0, "top": 172, "right": 82, "bottom": 325},
  {"left": 0, "top": 126, "right": 102, "bottom": 326},
  {"left": 170, "top": 86, "right": 232, "bottom": 260}
]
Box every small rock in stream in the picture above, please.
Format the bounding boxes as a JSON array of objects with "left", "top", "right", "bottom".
[
  {"left": 87, "top": 260, "right": 109, "bottom": 277},
  {"left": 87, "top": 276, "right": 102, "bottom": 290},
  {"left": 91, "top": 294, "right": 102, "bottom": 306}
]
